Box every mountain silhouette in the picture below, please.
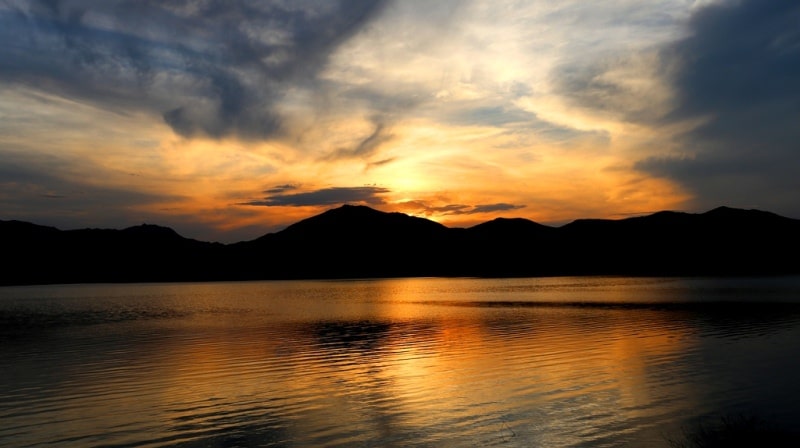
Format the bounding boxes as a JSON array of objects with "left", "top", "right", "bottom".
[
  {"left": 2, "top": 205, "right": 799, "bottom": 285},
  {"left": 234, "top": 205, "right": 453, "bottom": 279}
]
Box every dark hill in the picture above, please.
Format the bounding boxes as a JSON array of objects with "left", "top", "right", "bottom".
[
  {"left": 1, "top": 220, "right": 224, "bottom": 285},
  {"left": 236, "top": 204, "right": 454, "bottom": 279},
  {"left": 460, "top": 218, "right": 559, "bottom": 276},
  {"left": 282, "top": 204, "right": 447, "bottom": 236},
  {"left": 467, "top": 217, "right": 554, "bottom": 235},
  {"left": 2, "top": 205, "right": 799, "bottom": 285},
  {"left": 556, "top": 207, "right": 800, "bottom": 276}
]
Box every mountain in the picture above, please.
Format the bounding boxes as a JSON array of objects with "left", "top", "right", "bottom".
[
  {"left": 2, "top": 205, "right": 799, "bottom": 285},
  {"left": 232, "top": 205, "right": 453, "bottom": 279}
]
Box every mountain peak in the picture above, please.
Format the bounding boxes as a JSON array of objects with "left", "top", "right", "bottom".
[
  {"left": 321, "top": 203, "right": 388, "bottom": 217},
  {"left": 279, "top": 204, "right": 447, "bottom": 238},
  {"left": 469, "top": 216, "right": 553, "bottom": 232}
]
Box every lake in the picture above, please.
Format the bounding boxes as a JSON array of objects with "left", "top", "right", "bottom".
[{"left": 2, "top": 276, "right": 800, "bottom": 447}]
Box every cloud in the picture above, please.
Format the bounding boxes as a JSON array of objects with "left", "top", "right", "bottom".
[
  {"left": 365, "top": 157, "right": 397, "bottom": 171},
  {"left": 242, "top": 186, "right": 390, "bottom": 207},
  {"left": 326, "top": 120, "right": 394, "bottom": 160},
  {"left": 469, "top": 203, "right": 526, "bottom": 214},
  {"left": 429, "top": 204, "right": 471, "bottom": 214},
  {"left": 445, "top": 105, "right": 537, "bottom": 127},
  {"left": 0, "top": 0, "right": 389, "bottom": 140},
  {"left": 636, "top": 0, "right": 800, "bottom": 216},
  {"left": 264, "top": 184, "right": 299, "bottom": 194},
  {"left": 553, "top": 51, "right": 674, "bottom": 124},
  {"left": 399, "top": 201, "right": 525, "bottom": 216}
]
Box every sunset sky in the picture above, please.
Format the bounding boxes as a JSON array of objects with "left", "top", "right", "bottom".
[{"left": 1, "top": 0, "right": 798, "bottom": 243}]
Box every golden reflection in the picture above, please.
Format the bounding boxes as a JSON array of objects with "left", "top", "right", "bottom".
[{"left": 75, "top": 278, "right": 710, "bottom": 446}]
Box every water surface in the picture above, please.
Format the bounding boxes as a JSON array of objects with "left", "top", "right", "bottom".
[{"left": 2, "top": 276, "right": 800, "bottom": 447}]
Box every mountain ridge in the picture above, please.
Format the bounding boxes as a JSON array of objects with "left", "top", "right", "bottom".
[{"left": 2, "top": 204, "right": 799, "bottom": 285}]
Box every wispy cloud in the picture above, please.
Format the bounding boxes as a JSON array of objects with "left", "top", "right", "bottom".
[
  {"left": 326, "top": 121, "right": 394, "bottom": 160},
  {"left": 365, "top": 157, "right": 397, "bottom": 171}
]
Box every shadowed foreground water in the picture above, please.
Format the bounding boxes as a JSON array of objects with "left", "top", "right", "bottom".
[{"left": 2, "top": 276, "right": 800, "bottom": 447}]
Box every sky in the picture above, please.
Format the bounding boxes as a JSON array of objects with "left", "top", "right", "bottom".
[{"left": 1, "top": 0, "right": 798, "bottom": 243}]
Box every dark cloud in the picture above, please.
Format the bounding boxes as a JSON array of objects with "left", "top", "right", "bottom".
[
  {"left": 469, "top": 203, "right": 526, "bottom": 214},
  {"left": 242, "top": 186, "right": 390, "bottom": 207},
  {"left": 637, "top": 0, "right": 800, "bottom": 216},
  {"left": 264, "top": 184, "right": 299, "bottom": 194},
  {"left": 430, "top": 204, "right": 471, "bottom": 214},
  {"left": 0, "top": 0, "right": 389, "bottom": 139},
  {"left": 663, "top": 0, "right": 800, "bottom": 124}
]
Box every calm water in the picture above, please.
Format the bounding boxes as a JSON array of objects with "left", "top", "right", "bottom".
[{"left": 2, "top": 276, "right": 800, "bottom": 447}]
